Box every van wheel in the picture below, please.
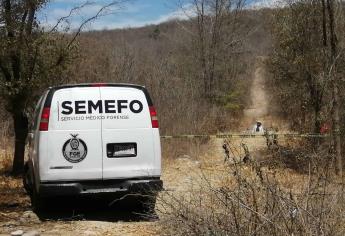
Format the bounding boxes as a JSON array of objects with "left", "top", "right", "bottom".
[
  {"left": 133, "top": 194, "right": 157, "bottom": 216},
  {"left": 23, "top": 163, "right": 33, "bottom": 194},
  {"left": 31, "top": 188, "right": 47, "bottom": 214}
]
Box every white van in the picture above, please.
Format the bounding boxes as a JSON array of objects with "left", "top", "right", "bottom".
[{"left": 23, "top": 83, "right": 162, "bottom": 212}]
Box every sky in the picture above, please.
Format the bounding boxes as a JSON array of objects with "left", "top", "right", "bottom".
[
  {"left": 39, "top": 0, "right": 188, "bottom": 31},
  {"left": 39, "top": 0, "right": 278, "bottom": 31}
]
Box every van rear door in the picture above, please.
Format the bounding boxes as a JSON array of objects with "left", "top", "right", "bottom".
[
  {"left": 40, "top": 87, "right": 103, "bottom": 181},
  {"left": 100, "top": 86, "right": 156, "bottom": 179}
]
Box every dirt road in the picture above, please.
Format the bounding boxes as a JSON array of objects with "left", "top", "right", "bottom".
[{"left": 243, "top": 57, "right": 269, "bottom": 124}]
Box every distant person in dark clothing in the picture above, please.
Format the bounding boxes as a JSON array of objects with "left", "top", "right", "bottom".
[{"left": 252, "top": 121, "right": 264, "bottom": 133}]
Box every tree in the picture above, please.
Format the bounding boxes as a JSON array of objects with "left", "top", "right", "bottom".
[
  {"left": 0, "top": 0, "right": 122, "bottom": 175},
  {"left": 269, "top": 0, "right": 333, "bottom": 133},
  {"left": 326, "top": 0, "right": 342, "bottom": 176},
  {"left": 179, "top": 0, "right": 245, "bottom": 97},
  {"left": 269, "top": 0, "right": 345, "bottom": 173}
]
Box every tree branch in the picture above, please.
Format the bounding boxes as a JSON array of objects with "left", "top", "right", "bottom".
[
  {"left": 66, "top": 1, "right": 126, "bottom": 49},
  {"left": 0, "top": 59, "right": 11, "bottom": 81},
  {"left": 3, "top": 0, "right": 14, "bottom": 38},
  {"left": 25, "top": 1, "right": 37, "bottom": 35},
  {"left": 48, "top": 1, "right": 94, "bottom": 33}
]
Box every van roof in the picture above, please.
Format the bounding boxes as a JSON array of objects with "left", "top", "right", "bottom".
[
  {"left": 49, "top": 83, "right": 146, "bottom": 90},
  {"left": 44, "top": 83, "right": 153, "bottom": 107}
]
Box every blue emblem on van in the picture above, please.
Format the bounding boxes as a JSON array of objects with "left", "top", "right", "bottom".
[{"left": 62, "top": 134, "right": 87, "bottom": 163}]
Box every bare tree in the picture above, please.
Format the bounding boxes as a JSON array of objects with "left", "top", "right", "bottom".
[
  {"left": 270, "top": 1, "right": 329, "bottom": 131},
  {"left": 269, "top": 0, "right": 344, "bottom": 173},
  {"left": 326, "top": 0, "right": 342, "bottom": 176},
  {"left": 0, "top": 0, "right": 124, "bottom": 175},
  {"left": 180, "top": 0, "right": 245, "bottom": 97}
]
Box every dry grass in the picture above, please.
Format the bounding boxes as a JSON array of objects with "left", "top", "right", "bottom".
[
  {"left": 0, "top": 122, "right": 29, "bottom": 221},
  {"left": 0, "top": 121, "right": 13, "bottom": 174},
  {"left": 158, "top": 138, "right": 345, "bottom": 236},
  {"left": 161, "top": 138, "right": 210, "bottom": 161},
  {"left": 0, "top": 175, "right": 30, "bottom": 222}
]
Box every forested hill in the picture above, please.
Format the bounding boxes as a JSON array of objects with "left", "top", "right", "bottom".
[{"left": 64, "top": 8, "right": 274, "bottom": 135}]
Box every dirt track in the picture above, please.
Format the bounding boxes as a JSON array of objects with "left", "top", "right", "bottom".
[
  {"left": 0, "top": 58, "right": 273, "bottom": 235},
  {"left": 243, "top": 57, "right": 269, "bottom": 124}
]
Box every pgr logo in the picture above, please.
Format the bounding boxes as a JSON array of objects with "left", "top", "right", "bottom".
[{"left": 62, "top": 134, "right": 88, "bottom": 163}]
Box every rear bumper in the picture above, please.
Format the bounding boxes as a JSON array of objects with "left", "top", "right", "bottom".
[{"left": 38, "top": 178, "right": 163, "bottom": 197}]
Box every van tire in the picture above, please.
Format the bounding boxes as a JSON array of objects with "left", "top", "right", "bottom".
[
  {"left": 23, "top": 163, "right": 33, "bottom": 194},
  {"left": 133, "top": 194, "right": 157, "bottom": 216},
  {"left": 31, "top": 187, "right": 47, "bottom": 214}
]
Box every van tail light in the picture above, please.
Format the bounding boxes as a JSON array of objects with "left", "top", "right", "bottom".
[
  {"left": 39, "top": 107, "right": 51, "bottom": 131},
  {"left": 149, "top": 106, "right": 159, "bottom": 128}
]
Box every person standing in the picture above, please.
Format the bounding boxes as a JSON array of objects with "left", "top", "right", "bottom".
[{"left": 252, "top": 121, "right": 264, "bottom": 133}]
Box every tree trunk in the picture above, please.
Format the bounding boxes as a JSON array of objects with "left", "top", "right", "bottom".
[
  {"left": 11, "top": 111, "right": 29, "bottom": 175},
  {"left": 326, "top": 0, "right": 342, "bottom": 176},
  {"left": 331, "top": 82, "right": 342, "bottom": 176},
  {"left": 321, "top": 0, "right": 327, "bottom": 47},
  {"left": 314, "top": 103, "right": 322, "bottom": 134}
]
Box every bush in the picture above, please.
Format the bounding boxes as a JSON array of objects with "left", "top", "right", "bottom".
[{"left": 158, "top": 139, "right": 345, "bottom": 235}]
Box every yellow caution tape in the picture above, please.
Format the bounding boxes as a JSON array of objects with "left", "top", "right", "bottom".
[{"left": 160, "top": 133, "right": 330, "bottom": 139}]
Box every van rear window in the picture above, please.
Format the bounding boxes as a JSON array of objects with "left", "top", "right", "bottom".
[{"left": 47, "top": 86, "right": 152, "bottom": 130}]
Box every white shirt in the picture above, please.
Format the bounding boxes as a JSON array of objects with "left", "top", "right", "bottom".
[{"left": 252, "top": 124, "right": 264, "bottom": 133}]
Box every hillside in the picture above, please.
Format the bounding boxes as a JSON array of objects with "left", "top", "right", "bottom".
[
  {"left": 1, "top": 3, "right": 345, "bottom": 235},
  {"left": 65, "top": 9, "right": 273, "bottom": 135}
]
